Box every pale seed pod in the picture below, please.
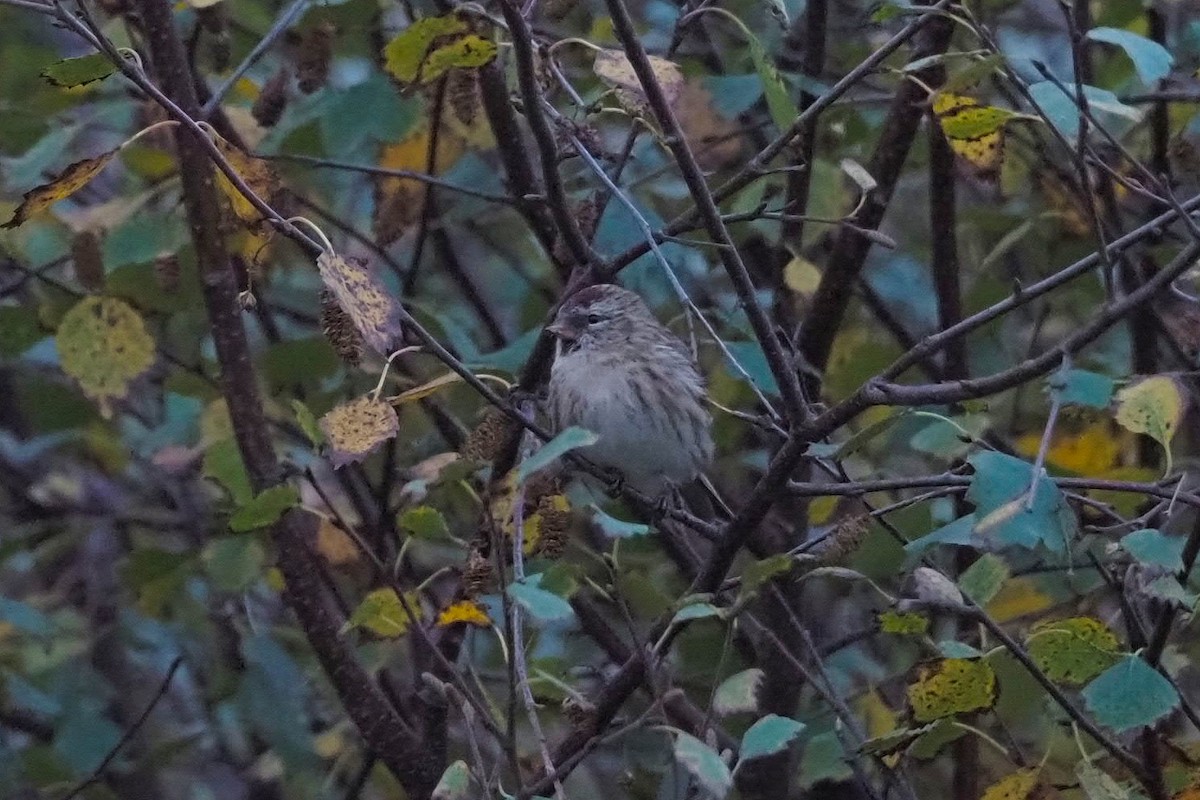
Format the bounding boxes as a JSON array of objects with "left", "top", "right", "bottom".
[{"left": 70, "top": 229, "right": 105, "bottom": 293}]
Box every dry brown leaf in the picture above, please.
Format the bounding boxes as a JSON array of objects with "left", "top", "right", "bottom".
[
  {"left": 314, "top": 518, "right": 360, "bottom": 565},
  {"left": 373, "top": 121, "right": 465, "bottom": 244},
  {"left": 70, "top": 229, "right": 105, "bottom": 293},
  {"left": 314, "top": 252, "right": 403, "bottom": 357},
  {"left": 319, "top": 395, "right": 399, "bottom": 467},
  {"left": 3, "top": 150, "right": 117, "bottom": 228},
  {"left": 593, "top": 48, "right": 683, "bottom": 118},
  {"left": 210, "top": 133, "right": 279, "bottom": 226},
  {"left": 675, "top": 79, "right": 743, "bottom": 171}
]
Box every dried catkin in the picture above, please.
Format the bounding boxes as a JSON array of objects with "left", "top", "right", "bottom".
[{"left": 70, "top": 230, "right": 105, "bottom": 293}]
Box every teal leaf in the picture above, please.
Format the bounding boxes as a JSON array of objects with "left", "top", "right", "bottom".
[
  {"left": 1050, "top": 368, "right": 1115, "bottom": 409},
  {"left": 957, "top": 554, "right": 1009, "bottom": 605},
  {"left": 230, "top": 485, "right": 299, "bottom": 532},
  {"left": 432, "top": 760, "right": 472, "bottom": 800},
  {"left": 937, "top": 640, "right": 983, "bottom": 659},
  {"left": 589, "top": 506, "right": 651, "bottom": 538},
  {"left": 672, "top": 602, "right": 722, "bottom": 624},
  {"left": 966, "top": 451, "right": 1072, "bottom": 553},
  {"left": 517, "top": 426, "right": 598, "bottom": 483},
  {"left": 1087, "top": 27, "right": 1174, "bottom": 85},
  {"left": 1082, "top": 655, "right": 1180, "bottom": 732},
  {"left": 1120, "top": 529, "right": 1185, "bottom": 573},
  {"left": 673, "top": 731, "right": 733, "bottom": 798},
  {"left": 0, "top": 597, "right": 53, "bottom": 636},
  {"left": 508, "top": 574, "right": 574, "bottom": 623},
  {"left": 1028, "top": 81, "right": 1143, "bottom": 141},
  {"left": 739, "top": 714, "right": 805, "bottom": 761},
  {"left": 713, "top": 668, "right": 763, "bottom": 716},
  {"left": 904, "top": 513, "right": 977, "bottom": 561},
  {"left": 722, "top": 340, "right": 780, "bottom": 396}
]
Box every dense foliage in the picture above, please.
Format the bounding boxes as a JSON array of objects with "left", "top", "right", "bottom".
[{"left": 4, "top": 0, "right": 1200, "bottom": 798}]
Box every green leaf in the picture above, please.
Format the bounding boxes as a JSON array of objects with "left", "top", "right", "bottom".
[
  {"left": 713, "top": 668, "right": 763, "bottom": 716},
  {"left": 0, "top": 305, "right": 44, "bottom": 359},
  {"left": 879, "top": 610, "right": 928, "bottom": 635},
  {"left": 739, "top": 714, "right": 805, "bottom": 761},
  {"left": 673, "top": 731, "right": 732, "bottom": 798},
  {"left": 41, "top": 53, "right": 118, "bottom": 87},
  {"left": 56, "top": 296, "right": 156, "bottom": 417},
  {"left": 203, "top": 535, "right": 266, "bottom": 592},
  {"left": 432, "top": 760, "right": 472, "bottom": 800},
  {"left": 1087, "top": 27, "right": 1174, "bottom": 85},
  {"left": 204, "top": 438, "right": 253, "bottom": 505},
  {"left": 516, "top": 426, "right": 599, "bottom": 483},
  {"left": 741, "top": 554, "right": 794, "bottom": 593},
  {"left": 858, "top": 725, "right": 931, "bottom": 757},
  {"left": 1081, "top": 655, "right": 1180, "bottom": 732},
  {"left": 748, "top": 35, "right": 798, "bottom": 131},
  {"left": 1120, "top": 529, "right": 1185, "bottom": 572},
  {"left": 1027, "top": 617, "right": 1120, "bottom": 686},
  {"left": 957, "top": 554, "right": 1009, "bottom": 605},
  {"left": 229, "top": 485, "right": 299, "bottom": 532},
  {"left": 399, "top": 506, "right": 450, "bottom": 540},
  {"left": 508, "top": 574, "right": 574, "bottom": 623},
  {"left": 1075, "top": 761, "right": 1135, "bottom": 800},
  {"left": 290, "top": 399, "right": 324, "bottom": 447},
  {"left": 1049, "top": 367, "right": 1115, "bottom": 409},
  {"left": 345, "top": 587, "right": 418, "bottom": 637}
]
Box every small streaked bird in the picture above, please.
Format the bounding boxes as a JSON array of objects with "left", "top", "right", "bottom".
[{"left": 546, "top": 284, "right": 713, "bottom": 496}]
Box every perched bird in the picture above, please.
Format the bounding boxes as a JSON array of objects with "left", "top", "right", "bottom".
[{"left": 546, "top": 283, "right": 713, "bottom": 496}]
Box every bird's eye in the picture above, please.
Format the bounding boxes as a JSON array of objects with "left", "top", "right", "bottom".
[{"left": 586, "top": 313, "right": 604, "bottom": 324}]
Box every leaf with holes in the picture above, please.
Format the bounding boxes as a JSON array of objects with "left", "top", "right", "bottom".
[
  {"left": 41, "top": 53, "right": 117, "bottom": 88},
  {"left": 382, "top": 14, "right": 496, "bottom": 86},
  {"left": 1027, "top": 617, "right": 1120, "bottom": 686},
  {"left": 3, "top": 150, "right": 117, "bottom": 228},
  {"left": 56, "top": 296, "right": 156, "bottom": 418},
  {"left": 1115, "top": 375, "right": 1184, "bottom": 474},
  {"left": 907, "top": 658, "right": 997, "bottom": 722},
  {"left": 932, "top": 93, "right": 1017, "bottom": 178},
  {"left": 315, "top": 252, "right": 404, "bottom": 357},
  {"left": 319, "top": 395, "right": 399, "bottom": 467},
  {"left": 593, "top": 48, "right": 684, "bottom": 119}
]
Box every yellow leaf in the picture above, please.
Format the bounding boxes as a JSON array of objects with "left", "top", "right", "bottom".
[
  {"left": 985, "top": 577, "right": 1052, "bottom": 623},
  {"left": 56, "top": 297, "right": 156, "bottom": 418},
  {"left": 906, "top": 658, "right": 997, "bottom": 722},
  {"left": 381, "top": 14, "right": 496, "bottom": 86},
  {"left": 979, "top": 769, "right": 1040, "bottom": 800},
  {"left": 932, "top": 93, "right": 1012, "bottom": 179},
  {"left": 3, "top": 150, "right": 117, "bottom": 228},
  {"left": 345, "top": 587, "right": 421, "bottom": 638},
  {"left": 1115, "top": 375, "right": 1185, "bottom": 473},
  {"left": 373, "top": 121, "right": 465, "bottom": 243},
  {"left": 593, "top": 48, "right": 684, "bottom": 117},
  {"left": 859, "top": 690, "right": 901, "bottom": 767},
  {"left": 1026, "top": 617, "right": 1120, "bottom": 686},
  {"left": 210, "top": 133, "right": 279, "bottom": 226},
  {"left": 315, "top": 519, "right": 361, "bottom": 566},
  {"left": 318, "top": 395, "right": 399, "bottom": 468},
  {"left": 784, "top": 256, "right": 823, "bottom": 296},
  {"left": 436, "top": 599, "right": 491, "bottom": 628},
  {"left": 315, "top": 253, "right": 403, "bottom": 357},
  {"left": 1015, "top": 420, "right": 1121, "bottom": 476},
  {"left": 199, "top": 399, "right": 234, "bottom": 447}
]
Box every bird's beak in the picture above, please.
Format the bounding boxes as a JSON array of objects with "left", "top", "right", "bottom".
[{"left": 546, "top": 318, "right": 580, "bottom": 342}]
